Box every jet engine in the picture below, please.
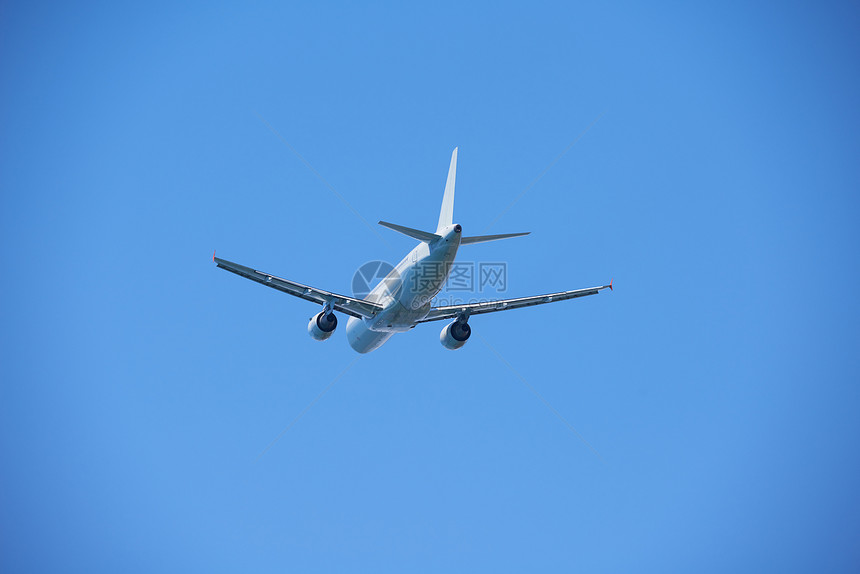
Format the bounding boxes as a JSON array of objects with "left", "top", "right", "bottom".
[
  {"left": 308, "top": 310, "right": 338, "bottom": 341},
  {"left": 440, "top": 319, "right": 471, "bottom": 350}
]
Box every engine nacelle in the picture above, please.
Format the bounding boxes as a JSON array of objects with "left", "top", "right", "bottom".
[
  {"left": 440, "top": 320, "right": 471, "bottom": 350},
  {"left": 308, "top": 311, "right": 337, "bottom": 341}
]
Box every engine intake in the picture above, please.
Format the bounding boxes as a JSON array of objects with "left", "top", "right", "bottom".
[
  {"left": 440, "top": 319, "right": 471, "bottom": 350},
  {"left": 308, "top": 311, "right": 338, "bottom": 341}
]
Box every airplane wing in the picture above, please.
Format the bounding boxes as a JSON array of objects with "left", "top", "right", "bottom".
[
  {"left": 214, "top": 256, "right": 383, "bottom": 320},
  {"left": 416, "top": 281, "right": 612, "bottom": 323}
]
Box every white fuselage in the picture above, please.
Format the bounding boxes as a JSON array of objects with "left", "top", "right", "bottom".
[{"left": 346, "top": 224, "right": 462, "bottom": 353}]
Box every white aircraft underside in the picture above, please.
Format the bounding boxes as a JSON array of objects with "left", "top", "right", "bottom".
[{"left": 215, "top": 148, "right": 611, "bottom": 353}]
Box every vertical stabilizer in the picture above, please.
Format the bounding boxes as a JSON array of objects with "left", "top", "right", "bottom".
[{"left": 436, "top": 148, "right": 458, "bottom": 232}]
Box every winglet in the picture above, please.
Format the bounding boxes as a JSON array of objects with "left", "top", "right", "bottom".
[
  {"left": 213, "top": 249, "right": 216, "bottom": 263},
  {"left": 609, "top": 278, "right": 613, "bottom": 291}
]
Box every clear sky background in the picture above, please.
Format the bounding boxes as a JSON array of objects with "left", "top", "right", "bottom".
[{"left": 2, "top": 1, "right": 859, "bottom": 572}]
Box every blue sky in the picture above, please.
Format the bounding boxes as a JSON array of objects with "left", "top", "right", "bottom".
[{"left": 2, "top": 1, "right": 859, "bottom": 572}]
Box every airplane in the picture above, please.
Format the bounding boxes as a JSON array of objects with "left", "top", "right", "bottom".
[{"left": 215, "top": 148, "right": 612, "bottom": 353}]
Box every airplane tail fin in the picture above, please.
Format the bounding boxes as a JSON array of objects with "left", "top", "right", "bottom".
[
  {"left": 436, "top": 147, "right": 457, "bottom": 232},
  {"left": 381, "top": 149, "right": 529, "bottom": 245}
]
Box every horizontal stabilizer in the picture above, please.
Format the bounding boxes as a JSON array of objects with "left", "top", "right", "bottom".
[
  {"left": 460, "top": 232, "right": 530, "bottom": 245},
  {"left": 378, "top": 221, "right": 441, "bottom": 243}
]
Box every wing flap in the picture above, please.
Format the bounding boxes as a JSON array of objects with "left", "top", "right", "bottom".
[{"left": 215, "top": 256, "right": 383, "bottom": 319}]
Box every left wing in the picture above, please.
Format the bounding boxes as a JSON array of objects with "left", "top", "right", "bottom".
[
  {"left": 417, "top": 281, "right": 612, "bottom": 323},
  {"left": 214, "top": 256, "right": 383, "bottom": 319}
]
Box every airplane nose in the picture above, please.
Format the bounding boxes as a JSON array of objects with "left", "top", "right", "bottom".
[{"left": 454, "top": 224, "right": 461, "bottom": 233}]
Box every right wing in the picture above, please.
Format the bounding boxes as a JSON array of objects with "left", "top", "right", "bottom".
[
  {"left": 417, "top": 281, "right": 612, "bottom": 323},
  {"left": 214, "top": 256, "right": 383, "bottom": 320}
]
